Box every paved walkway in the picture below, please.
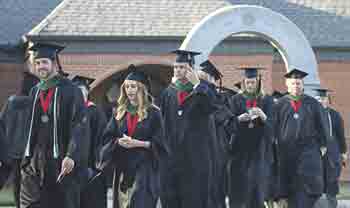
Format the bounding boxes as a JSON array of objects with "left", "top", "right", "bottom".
[
  {"left": 105, "top": 189, "right": 350, "bottom": 208},
  {"left": 339, "top": 200, "right": 350, "bottom": 208},
  {"left": 2, "top": 189, "right": 349, "bottom": 208}
]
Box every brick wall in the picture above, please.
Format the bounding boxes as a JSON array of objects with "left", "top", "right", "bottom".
[{"left": 0, "top": 63, "right": 24, "bottom": 108}]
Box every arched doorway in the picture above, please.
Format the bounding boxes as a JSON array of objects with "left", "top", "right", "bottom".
[
  {"left": 89, "top": 61, "right": 173, "bottom": 116},
  {"left": 180, "top": 5, "right": 320, "bottom": 94}
]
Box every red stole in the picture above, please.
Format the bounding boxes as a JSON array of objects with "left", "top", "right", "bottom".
[
  {"left": 126, "top": 112, "right": 138, "bottom": 136},
  {"left": 290, "top": 100, "right": 302, "bottom": 113},
  {"left": 246, "top": 99, "right": 257, "bottom": 109},
  {"left": 39, "top": 88, "right": 55, "bottom": 113},
  {"left": 177, "top": 91, "right": 189, "bottom": 106}
]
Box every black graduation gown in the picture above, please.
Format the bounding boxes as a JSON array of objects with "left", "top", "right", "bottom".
[
  {"left": 329, "top": 109, "right": 347, "bottom": 155},
  {"left": 0, "top": 96, "right": 33, "bottom": 164},
  {"left": 159, "top": 82, "right": 218, "bottom": 208},
  {"left": 226, "top": 93, "right": 273, "bottom": 208},
  {"left": 322, "top": 108, "right": 346, "bottom": 196},
  {"left": 0, "top": 114, "right": 4, "bottom": 161},
  {"left": 0, "top": 95, "right": 33, "bottom": 204},
  {"left": 20, "top": 78, "right": 88, "bottom": 208},
  {"left": 81, "top": 103, "right": 108, "bottom": 208},
  {"left": 266, "top": 97, "right": 283, "bottom": 201},
  {"left": 273, "top": 95, "right": 330, "bottom": 208},
  {"left": 1, "top": 73, "right": 38, "bottom": 208},
  {"left": 99, "top": 106, "right": 163, "bottom": 208},
  {"left": 207, "top": 82, "right": 235, "bottom": 208}
]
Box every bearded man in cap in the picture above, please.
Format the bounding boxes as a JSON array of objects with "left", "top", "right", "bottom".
[{"left": 19, "top": 42, "right": 88, "bottom": 208}]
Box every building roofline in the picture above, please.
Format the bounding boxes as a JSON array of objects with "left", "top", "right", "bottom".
[
  {"left": 25, "top": 34, "right": 276, "bottom": 42},
  {"left": 25, "top": 35, "right": 350, "bottom": 49},
  {"left": 26, "top": 35, "right": 185, "bottom": 42},
  {"left": 27, "top": 0, "right": 71, "bottom": 37}
]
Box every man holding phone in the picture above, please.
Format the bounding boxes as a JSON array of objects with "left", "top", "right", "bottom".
[{"left": 226, "top": 67, "right": 273, "bottom": 208}]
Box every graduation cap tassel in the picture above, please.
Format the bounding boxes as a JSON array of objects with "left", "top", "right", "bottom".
[
  {"left": 257, "top": 74, "right": 262, "bottom": 94},
  {"left": 24, "top": 54, "right": 30, "bottom": 63},
  {"left": 145, "top": 78, "right": 154, "bottom": 104},
  {"left": 189, "top": 59, "right": 194, "bottom": 68},
  {"left": 55, "top": 53, "right": 64, "bottom": 75}
]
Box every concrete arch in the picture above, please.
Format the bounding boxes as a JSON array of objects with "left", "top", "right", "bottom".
[{"left": 180, "top": 5, "right": 320, "bottom": 92}]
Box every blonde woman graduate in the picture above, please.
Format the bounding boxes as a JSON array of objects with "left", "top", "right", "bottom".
[{"left": 98, "top": 64, "right": 165, "bottom": 208}]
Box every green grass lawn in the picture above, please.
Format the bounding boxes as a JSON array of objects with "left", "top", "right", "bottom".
[
  {"left": 0, "top": 187, "right": 14, "bottom": 206},
  {"left": 338, "top": 182, "right": 350, "bottom": 199}
]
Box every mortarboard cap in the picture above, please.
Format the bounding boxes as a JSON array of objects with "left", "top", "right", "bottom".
[
  {"left": 217, "top": 86, "right": 238, "bottom": 96},
  {"left": 237, "top": 67, "right": 264, "bottom": 79},
  {"left": 28, "top": 42, "right": 65, "bottom": 60},
  {"left": 125, "top": 64, "right": 150, "bottom": 88},
  {"left": 71, "top": 75, "right": 95, "bottom": 90},
  {"left": 199, "top": 60, "right": 223, "bottom": 81},
  {"left": 284, "top": 68, "right": 308, "bottom": 79},
  {"left": 171, "top": 49, "right": 200, "bottom": 66},
  {"left": 313, "top": 88, "right": 332, "bottom": 97}
]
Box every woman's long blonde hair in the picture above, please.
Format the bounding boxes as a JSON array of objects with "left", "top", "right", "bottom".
[{"left": 115, "top": 80, "right": 152, "bottom": 122}]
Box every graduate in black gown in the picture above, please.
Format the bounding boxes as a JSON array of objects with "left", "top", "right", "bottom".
[
  {"left": 0, "top": 71, "right": 39, "bottom": 208},
  {"left": 313, "top": 88, "right": 347, "bottom": 208},
  {"left": 98, "top": 65, "right": 164, "bottom": 208},
  {"left": 226, "top": 67, "right": 273, "bottom": 208},
  {"left": 198, "top": 60, "right": 234, "bottom": 208},
  {"left": 273, "top": 69, "right": 331, "bottom": 208},
  {"left": 0, "top": 96, "right": 33, "bottom": 186},
  {"left": 71, "top": 75, "right": 108, "bottom": 208},
  {"left": 159, "top": 50, "right": 218, "bottom": 208},
  {"left": 20, "top": 43, "right": 88, "bottom": 208},
  {"left": 265, "top": 90, "right": 287, "bottom": 208}
]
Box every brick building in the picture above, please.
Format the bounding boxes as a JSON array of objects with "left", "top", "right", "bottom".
[{"left": 2, "top": 0, "right": 350, "bottom": 179}]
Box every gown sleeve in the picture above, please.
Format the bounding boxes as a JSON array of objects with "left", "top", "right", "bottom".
[
  {"left": 313, "top": 100, "right": 330, "bottom": 148},
  {"left": 97, "top": 116, "right": 123, "bottom": 170},
  {"left": 334, "top": 111, "right": 347, "bottom": 154},
  {"left": 147, "top": 109, "right": 167, "bottom": 169},
  {"left": 66, "top": 86, "right": 88, "bottom": 166}
]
